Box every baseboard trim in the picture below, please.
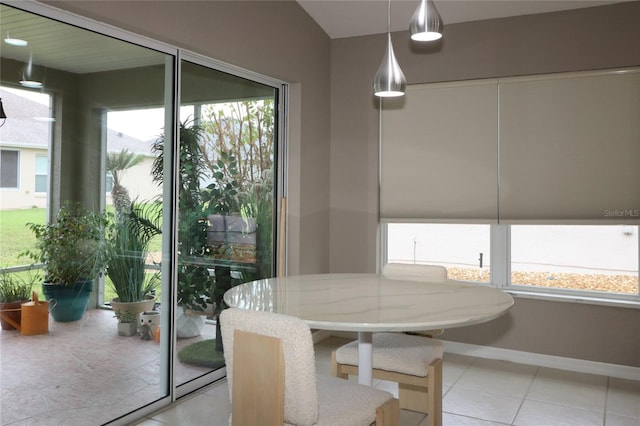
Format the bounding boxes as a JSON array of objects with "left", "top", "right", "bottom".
[
  {"left": 314, "top": 331, "right": 639, "bottom": 381},
  {"left": 442, "top": 340, "right": 640, "bottom": 381}
]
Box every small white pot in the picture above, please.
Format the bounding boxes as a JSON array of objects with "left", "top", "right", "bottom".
[
  {"left": 140, "top": 311, "right": 161, "bottom": 337},
  {"left": 176, "top": 305, "right": 205, "bottom": 338}
]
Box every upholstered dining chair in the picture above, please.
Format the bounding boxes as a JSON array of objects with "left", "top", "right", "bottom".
[
  {"left": 332, "top": 333, "right": 443, "bottom": 426},
  {"left": 220, "top": 308, "right": 400, "bottom": 426},
  {"left": 331, "top": 263, "right": 447, "bottom": 426}
]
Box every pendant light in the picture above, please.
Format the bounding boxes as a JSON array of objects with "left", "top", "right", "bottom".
[
  {"left": 410, "top": 0, "right": 444, "bottom": 42},
  {"left": 20, "top": 53, "right": 44, "bottom": 89},
  {"left": 373, "top": 0, "right": 406, "bottom": 97}
]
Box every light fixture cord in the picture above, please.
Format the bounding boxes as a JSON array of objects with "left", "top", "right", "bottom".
[{"left": 387, "top": 0, "right": 391, "bottom": 35}]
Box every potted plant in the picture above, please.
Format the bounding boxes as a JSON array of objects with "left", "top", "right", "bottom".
[
  {"left": 107, "top": 201, "right": 162, "bottom": 318},
  {"left": 114, "top": 310, "right": 138, "bottom": 337},
  {"left": 152, "top": 120, "right": 215, "bottom": 337},
  {"left": 0, "top": 269, "right": 39, "bottom": 330},
  {"left": 25, "top": 201, "right": 110, "bottom": 322}
]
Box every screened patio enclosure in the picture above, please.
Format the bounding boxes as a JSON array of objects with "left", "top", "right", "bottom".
[{"left": 0, "top": 3, "right": 284, "bottom": 424}]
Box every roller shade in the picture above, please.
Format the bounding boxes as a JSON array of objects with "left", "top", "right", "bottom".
[
  {"left": 380, "top": 69, "right": 640, "bottom": 224},
  {"left": 498, "top": 69, "right": 640, "bottom": 224},
  {"left": 380, "top": 79, "right": 499, "bottom": 223}
]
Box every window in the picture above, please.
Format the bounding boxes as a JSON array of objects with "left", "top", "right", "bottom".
[
  {"left": 0, "top": 149, "right": 19, "bottom": 188},
  {"left": 510, "top": 225, "right": 639, "bottom": 296},
  {"left": 105, "top": 171, "right": 114, "bottom": 193},
  {"left": 386, "top": 223, "right": 491, "bottom": 283},
  {"left": 384, "top": 224, "right": 640, "bottom": 301},
  {"left": 35, "top": 154, "right": 47, "bottom": 193}
]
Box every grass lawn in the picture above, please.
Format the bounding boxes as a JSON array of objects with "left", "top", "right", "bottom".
[
  {"left": 1, "top": 207, "right": 163, "bottom": 303},
  {"left": 0, "top": 208, "right": 46, "bottom": 268}
]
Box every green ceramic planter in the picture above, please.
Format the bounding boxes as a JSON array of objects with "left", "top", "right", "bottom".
[{"left": 42, "top": 280, "right": 93, "bottom": 322}]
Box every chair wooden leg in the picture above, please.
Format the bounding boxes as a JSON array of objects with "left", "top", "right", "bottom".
[
  {"left": 428, "top": 358, "right": 442, "bottom": 426},
  {"left": 398, "top": 383, "right": 428, "bottom": 413},
  {"left": 375, "top": 397, "right": 399, "bottom": 426},
  {"left": 331, "top": 351, "right": 349, "bottom": 379}
]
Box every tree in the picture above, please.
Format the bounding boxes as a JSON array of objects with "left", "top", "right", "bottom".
[
  {"left": 201, "top": 99, "right": 274, "bottom": 192},
  {"left": 106, "top": 149, "right": 145, "bottom": 215}
]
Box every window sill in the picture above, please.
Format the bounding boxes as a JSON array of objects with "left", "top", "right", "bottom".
[{"left": 506, "top": 289, "right": 640, "bottom": 309}]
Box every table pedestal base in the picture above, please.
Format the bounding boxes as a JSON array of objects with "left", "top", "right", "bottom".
[{"left": 358, "top": 331, "right": 373, "bottom": 386}]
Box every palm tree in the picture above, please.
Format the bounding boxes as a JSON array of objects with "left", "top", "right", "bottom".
[{"left": 106, "top": 149, "right": 145, "bottom": 215}]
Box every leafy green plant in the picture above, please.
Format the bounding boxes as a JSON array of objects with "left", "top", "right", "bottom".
[
  {"left": 238, "top": 168, "right": 274, "bottom": 279},
  {"left": 203, "top": 150, "right": 241, "bottom": 215},
  {"left": 114, "top": 310, "right": 138, "bottom": 323},
  {"left": 0, "top": 269, "right": 40, "bottom": 302},
  {"left": 106, "top": 201, "right": 162, "bottom": 302},
  {"left": 24, "top": 202, "right": 110, "bottom": 286},
  {"left": 152, "top": 120, "right": 214, "bottom": 311}
]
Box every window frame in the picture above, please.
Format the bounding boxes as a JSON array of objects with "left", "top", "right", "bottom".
[{"left": 381, "top": 223, "right": 640, "bottom": 307}]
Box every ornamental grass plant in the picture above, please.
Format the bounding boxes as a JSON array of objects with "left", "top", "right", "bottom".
[{"left": 106, "top": 201, "right": 162, "bottom": 303}]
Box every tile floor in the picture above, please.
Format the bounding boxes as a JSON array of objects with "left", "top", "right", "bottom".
[
  {"left": 136, "top": 336, "right": 640, "bottom": 426},
  {"left": 0, "top": 308, "right": 217, "bottom": 425}
]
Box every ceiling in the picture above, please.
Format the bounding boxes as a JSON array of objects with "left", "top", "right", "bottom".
[
  {"left": 296, "top": 0, "right": 632, "bottom": 39},
  {"left": 0, "top": 1, "right": 633, "bottom": 77}
]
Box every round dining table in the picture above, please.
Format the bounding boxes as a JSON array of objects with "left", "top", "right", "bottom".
[{"left": 223, "top": 273, "right": 514, "bottom": 385}]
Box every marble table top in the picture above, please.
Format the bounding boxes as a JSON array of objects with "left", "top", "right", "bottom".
[{"left": 223, "top": 273, "right": 514, "bottom": 332}]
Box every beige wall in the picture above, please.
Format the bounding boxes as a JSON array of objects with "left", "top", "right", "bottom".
[
  {"left": 46, "top": 0, "right": 332, "bottom": 275},
  {"left": 330, "top": 2, "right": 640, "bottom": 366}
]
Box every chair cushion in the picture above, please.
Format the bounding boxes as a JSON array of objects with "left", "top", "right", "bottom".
[
  {"left": 312, "top": 374, "right": 394, "bottom": 426},
  {"left": 335, "top": 333, "right": 444, "bottom": 377}
]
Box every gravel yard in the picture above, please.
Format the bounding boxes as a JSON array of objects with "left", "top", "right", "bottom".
[{"left": 447, "top": 267, "right": 638, "bottom": 295}]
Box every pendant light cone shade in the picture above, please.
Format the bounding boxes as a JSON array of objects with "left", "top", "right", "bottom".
[
  {"left": 20, "top": 55, "right": 44, "bottom": 89},
  {"left": 374, "top": 33, "right": 406, "bottom": 97},
  {"left": 410, "top": 0, "right": 444, "bottom": 41}
]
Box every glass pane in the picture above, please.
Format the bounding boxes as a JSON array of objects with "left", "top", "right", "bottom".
[
  {"left": 34, "top": 175, "right": 46, "bottom": 193},
  {"left": 0, "top": 149, "right": 19, "bottom": 188},
  {"left": 35, "top": 155, "right": 48, "bottom": 192},
  {"left": 387, "top": 223, "right": 491, "bottom": 282},
  {"left": 104, "top": 108, "right": 164, "bottom": 308},
  {"left": 175, "top": 60, "right": 278, "bottom": 387},
  {"left": 511, "top": 225, "right": 640, "bottom": 295},
  {"left": 35, "top": 154, "right": 48, "bottom": 174},
  {"left": 1, "top": 4, "right": 173, "bottom": 423}
]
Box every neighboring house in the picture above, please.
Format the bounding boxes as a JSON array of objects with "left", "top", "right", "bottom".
[
  {"left": 0, "top": 87, "right": 50, "bottom": 209},
  {"left": 0, "top": 87, "right": 161, "bottom": 210}
]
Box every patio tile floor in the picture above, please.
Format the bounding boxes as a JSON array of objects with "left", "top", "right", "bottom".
[{"left": 0, "top": 308, "right": 215, "bottom": 425}]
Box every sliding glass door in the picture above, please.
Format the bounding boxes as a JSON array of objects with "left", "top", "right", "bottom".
[
  {"left": 174, "top": 59, "right": 279, "bottom": 390},
  {"left": 0, "top": 3, "right": 175, "bottom": 424}
]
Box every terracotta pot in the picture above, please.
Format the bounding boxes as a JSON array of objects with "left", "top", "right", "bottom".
[{"left": 0, "top": 300, "right": 28, "bottom": 330}]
